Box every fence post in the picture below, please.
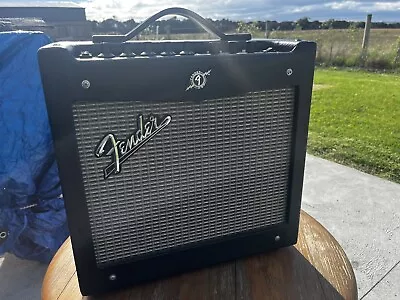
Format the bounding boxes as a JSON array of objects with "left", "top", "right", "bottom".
[
  {"left": 394, "top": 37, "right": 400, "bottom": 65},
  {"left": 395, "top": 45, "right": 400, "bottom": 64},
  {"left": 265, "top": 20, "right": 270, "bottom": 38},
  {"left": 362, "top": 14, "right": 372, "bottom": 52}
]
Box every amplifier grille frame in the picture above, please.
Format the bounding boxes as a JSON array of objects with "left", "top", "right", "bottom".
[
  {"left": 38, "top": 38, "right": 316, "bottom": 296},
  {"left": 72, "top": 88, "right": 295, "bottom": 268}
]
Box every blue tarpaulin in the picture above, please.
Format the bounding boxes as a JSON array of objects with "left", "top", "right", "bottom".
[{"left": 0, "top": 31, "right": 68, "bottom": 263}]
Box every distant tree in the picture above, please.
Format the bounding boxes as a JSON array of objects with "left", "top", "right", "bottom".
[
  {"left": 214, "top": 18, "right": 237, "bottom": 32},
  {"left": 123, "top": 19, "right": 139, "bottom": 33},
  {"left": 309, "top": 21, "right": 321, "bottom": 30},
  {"left": 88, "top": 20, "right": 98, "bottom": 32},
  {"left": 373, "top": 22, "right": 390, "bottom": 29},
  {"left": 296, "top": 17, "right": 310, "bottom": 30},
  {"left": 255, "top": 21, "right": 265, "bottom": 31},
  {"left": 321, "top": 19, "right": 334, "bottom": 29},
  {"left": 96, "top": 18, "right": 125, "bottom": 34},
  {"left": 267, "top": 21, "right": 279, "bottom": 31},
  {"left": 331, "top": 20, "right": 350, "bottom": 29},
  {"left": 236, "top": 21, "right": 262, "bottom": 34},
  {"left": 87, "top": 16, "right": 400, "bottom": 35},
  {"left": 351, "top": 21, "right": 365, "bottom": 29},
  {"left": 278, "top": 21, "right": 295, "bottom": 30}
]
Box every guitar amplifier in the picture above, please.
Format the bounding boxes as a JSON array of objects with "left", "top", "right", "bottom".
[{"left": 38, "top": 8, "right": 316, "bottom": 296}]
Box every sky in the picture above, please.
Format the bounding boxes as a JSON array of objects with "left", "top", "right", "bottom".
[{"left": 6, "top": 0, "right": 400, "bottom": 22}]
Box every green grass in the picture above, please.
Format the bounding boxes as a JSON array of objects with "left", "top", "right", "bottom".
[
  {"left": 268, "top": 29, "right": 400, "bottom": 56},
  {"left": 267, "top": 29, "right": 400, "bottom": 71},
  {"left": 234, "top": 26, "right": 400, "bottom": 70},
  {"left": 309, "top": 68, "right": 400, "bottom": 182}
]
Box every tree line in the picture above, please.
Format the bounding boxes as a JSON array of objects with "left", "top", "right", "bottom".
[{"left": 89, "top": 17, "right": 400, "bottom": 35}]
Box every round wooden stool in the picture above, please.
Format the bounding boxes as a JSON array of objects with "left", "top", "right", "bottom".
[{"left": 42, "top": 211, "right": 357, "bottom": 299}]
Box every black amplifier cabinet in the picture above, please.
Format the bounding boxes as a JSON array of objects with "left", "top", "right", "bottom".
[{"left": 38, "top": 8, "right": 316, "bottom": 296}]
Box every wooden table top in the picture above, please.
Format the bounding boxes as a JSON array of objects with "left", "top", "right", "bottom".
[{"left": 42, "top": 211, "right": 357, "bottom": 300}]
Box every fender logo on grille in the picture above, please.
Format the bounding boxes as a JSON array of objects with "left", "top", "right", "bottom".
[{"left": 95, "top": 114, "right": 171, "bottom": 179}]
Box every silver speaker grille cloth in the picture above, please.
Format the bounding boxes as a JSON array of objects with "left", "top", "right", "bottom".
[{"left": 72, "top": 88, "right": 295, "bottom": 267}]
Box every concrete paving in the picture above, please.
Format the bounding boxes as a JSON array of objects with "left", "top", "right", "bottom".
[
  {"left": 362, "top": 262, "right": 400, "bottom": 300},
  {"left": 302, "top": 155, "right": 400, "bottom": 299},
  {"left": 0, "top": 254, "right": 47, "bottom": 300},
  {"left": 0, "top": 154, "right": 399, "bottom": 299}
]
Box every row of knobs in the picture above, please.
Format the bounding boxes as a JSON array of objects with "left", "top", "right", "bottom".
[
  {"left": 79, "top": 47, "right": 275, "bottom": 59},
  {"left": 79, "top": 50, "right": 197, "bottom": 58}
]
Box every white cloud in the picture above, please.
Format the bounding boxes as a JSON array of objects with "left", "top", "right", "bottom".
[
  {"left": 373, "top": 1, "right": 400, "bottom": 10},
  {"left": 328, "top": 1, "right": 360, "bottom": 10},
  {"left": 292, "top": 4, "right": 322, "bottom": 13},
  {"left": 77, "top": 0, "right": 400, "bottom": 21},
  {"left": 327, "top": 1, "right": 400, "bottom": 11}
]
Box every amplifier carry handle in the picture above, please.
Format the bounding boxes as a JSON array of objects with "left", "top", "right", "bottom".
[{"left": 92, "top": 7, "right": 251, "bottom": 43}]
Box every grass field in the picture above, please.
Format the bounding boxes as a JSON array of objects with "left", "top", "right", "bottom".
[
  {"left": 148, "top": 29, "right": 400, "bottom": 70},
  {"left": 309, "top": 68, "right": 400, "bottom": 183},
  {"left": 268, "top": 29, "right": 400, "bottom": 70}
]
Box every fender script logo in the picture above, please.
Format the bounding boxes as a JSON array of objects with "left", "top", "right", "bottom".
[{"left": 95, "top": 114, "right": 171, "bottom": 179}]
